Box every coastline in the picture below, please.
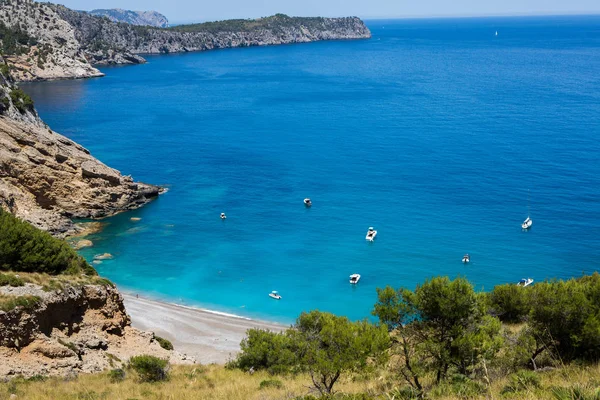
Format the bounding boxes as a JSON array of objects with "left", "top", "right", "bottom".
[{"left": 121, "top": 293, "right": 286, "bottom": 364}]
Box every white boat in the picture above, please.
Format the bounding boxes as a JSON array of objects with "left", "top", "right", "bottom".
[
  {"left": 269, "top": 291, "right": 282, "bottom": 300},
  {"left": 304, "top": 198, "right": 312, "bottom": 207},
  {"left": 365, "top": 227, "right": 377, "bottom": 241},
  {"left": 518, "top": 278, "right": 534, "bottom": 287},
  {"left": 462, "top": 254, "right": 470, "bottom": 263},
  {"left": 220, "top": 212, "right": 227, "bottom": 220},
  {"left": 495, "top": 31, "right": 498, "bottom": 36},
  {"left": 349, "top": 274, "right": 361, "bottom": 284}
]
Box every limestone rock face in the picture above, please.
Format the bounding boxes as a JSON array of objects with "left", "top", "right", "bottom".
[
  {"left": 0, "top": 284, "right": 193, "bottom": 378},
  {"left": 89, "top": 9, "right": 170, "bottom": 28},
  {"left": 0, "top": 116, "right": 162, "bottom": 236},
  {"left": 0, "top": 0, "right": 104, "bottom": 81},
  {"left": 54, "top": 8, "right": 372, "bottom": 60}
]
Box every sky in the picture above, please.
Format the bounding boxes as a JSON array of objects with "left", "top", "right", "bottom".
[{"left": 57, "top": 0, "right": 600, "bottom": 24}]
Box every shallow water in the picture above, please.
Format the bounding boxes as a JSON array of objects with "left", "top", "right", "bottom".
[{"left": 23, "top": 16, "right": 600, "bottom": 324}]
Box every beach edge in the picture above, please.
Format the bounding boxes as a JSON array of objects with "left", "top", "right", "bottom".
[{"left": 121, "top": 293, "right": 286, "bottom": 365}]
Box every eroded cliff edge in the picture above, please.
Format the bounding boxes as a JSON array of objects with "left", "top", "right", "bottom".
[
  {"left": 0, "top": 62, "right": 162, "bottom": 237},
  {"left": 0, "top": 282, "right": 192, "bottom": 378}
]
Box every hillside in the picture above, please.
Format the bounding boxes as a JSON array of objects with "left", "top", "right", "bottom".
[
  {"left": 0, "top": 0, "right": 370, "bottom": 81},
  {"left": 2, "top": 362, "right": 600, "bottom": 399},
  {"left": 0, "top": 0, "right": 104, "bottom": 81},
  {"left": 0, "top": 208, "right": 192, "bottom": 378},
  {"left": 89, "top": 8, "right": 169, "bottom": 28}
]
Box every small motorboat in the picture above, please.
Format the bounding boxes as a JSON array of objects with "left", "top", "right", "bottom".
[
  {"left": 462, "top": 254, "right": 470, "bottom": 263},
  {"left": 304, "top": 198, "right": 312, "bottom": 207},
  {"left": 522, "top": 217, "right": 532, "bottom": 229},
  {"left": 349, "top": 274, "right": 361, "bottom": 284},
  {"left": 365, "top": 227, "right": 377, "bottom": 241},
  {"left": 220, "top": 213, "right": 227, "bottom": 220},
  {"left": 518, "top": 278, "right": 534, "bottom": 287},
  {"left": 269, "top": 291, "right": 282, "bottom": 300}
]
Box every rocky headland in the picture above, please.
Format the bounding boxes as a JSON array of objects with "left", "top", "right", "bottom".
[
  {"left": 0, "top": 60, "right": 162, "bottom": 237},
  {"left": 0, "top": 0, "right": 371, "bottom": 80}
]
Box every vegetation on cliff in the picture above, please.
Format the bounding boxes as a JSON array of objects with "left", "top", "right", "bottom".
[
  {"left": 0, "top": 20, "right": 35, "bottom": 55},
  {"left": 170, "top": 14, "right": 363, "bottom": 34},
  {"left": 0, "top": 208, "right": 94, "bottom": 275}
]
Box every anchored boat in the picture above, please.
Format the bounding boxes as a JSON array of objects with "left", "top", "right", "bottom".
[
  {"left": 304, "top": 198, "right": 312, "bottom": 207},
  {"left": 462, "top": 254, "right": 470, "bottom": 263},
  {"left": 269, "top": 291, "right": 282, "bottom": 300},
  {"left": 518, "top": 278, "right": 534, "bottom": 287},
  {"left": 349, "top": 274, "right": 361, "bottom": 284},
  {"left": 365, "top": 227, "right": 377, "bottom": 241}
]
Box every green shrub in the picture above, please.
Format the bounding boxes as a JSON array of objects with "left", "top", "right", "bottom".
[
  {"left": 108, "top": 368, "right": 126, "bottom": 383},
  {"left": 231, "top": 329, "right": 296, "bottom": 373},
  {"left": 129, "top": 355, "right": 169, "bottom": 382},
  {"left": 528, "top": 274, "right": 600, "bottom": 361},
  {"left": 259, "top": 379, "right": 283, "bottom": 390},
  {"left": 502, "top": 370, "right": 541, "bottom": 394},
  {"left": 551, "top": 384, "right": 600, "bottom": 400},
  {"left": 0, "top": 63, "right": 9, "bottom": 78},
  {"left": 488, "top": 283, "right": 531, "bottom": 322},
  {"left": 154, "top": 335, "right": 173, "bottom": 351},
  {"left": 0, "top": 208, "right": 95, "bottom": 276},
  {"left": 0, "top": 272, "right": 24, "bottom": 287},
  {"left": 0, "top": 295, "right": 41, "bottom": 312},
  {"left": 9, "top": 88, "right": 34, "bottom": 113}
]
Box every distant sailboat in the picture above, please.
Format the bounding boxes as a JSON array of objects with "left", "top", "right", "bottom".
[{"left": 522, "top": 190, "right": 532, "bottom": 229}]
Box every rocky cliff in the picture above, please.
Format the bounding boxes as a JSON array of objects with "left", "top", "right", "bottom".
[
  {"left": 0, "top": 282, "right": 192, "bottom": 378},
  {"left": 89, "top": 8, "right": 169, "bottom": 28},
  {"left": 0, "top": 0, "right": 104, "bottom": 81},
  {"left": 0, "top": 0, "right": 370, "bottom": 80},
  {"left": 0, "top": 61, "right": 162, "bottom": 237}
]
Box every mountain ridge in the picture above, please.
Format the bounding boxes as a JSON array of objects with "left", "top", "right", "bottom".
[{"left": 88, "top": 8, "right": 169, "bottom": 28}]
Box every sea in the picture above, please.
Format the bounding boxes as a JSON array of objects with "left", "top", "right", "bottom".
[{"left": 22, "top": 16, "right": 600, "bottom": 324}]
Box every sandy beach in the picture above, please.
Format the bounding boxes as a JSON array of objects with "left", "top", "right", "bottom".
[{"left": 122, "top": 294, "right": 286, "bottom": 364}]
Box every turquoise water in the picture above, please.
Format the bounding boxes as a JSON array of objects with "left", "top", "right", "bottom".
[{"left": 23, "top": 16, "right": 600, "bottom": 324}]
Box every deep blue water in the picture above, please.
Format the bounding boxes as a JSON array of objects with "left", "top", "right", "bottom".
[{"left": 22, "top": 16, "right": 600, "bottom": 324}]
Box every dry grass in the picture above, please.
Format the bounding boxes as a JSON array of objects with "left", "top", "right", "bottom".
[
  {"left": 0, "top": 365, "right": 385, "bottom": 400},
  {"left": 0, "top": 293, "right": 40, "bottom": 312},
  {"left": 0, "top": 362, "right": 599, "bottom": 400},
  {"left": 10, "top": 271, "right": 113, "bottom": 292}
]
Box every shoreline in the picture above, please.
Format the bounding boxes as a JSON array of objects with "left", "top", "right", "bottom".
[{"left": 121, "top": 293, "right": 286, "bottom": 365}]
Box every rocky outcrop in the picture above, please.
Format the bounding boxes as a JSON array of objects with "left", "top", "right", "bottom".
[
  {"left": 0, "top": 0, "right": 371, "bottom": 79},
  {"left": 0, "top": 283, "right": 193, "bottom": 378},
  {"left": 0, "top": 116, "right": 162, "bottom": 236},
  {"left": 0, "top": 60, "right": 162, "bottom": 237},
  {"left": 89, "top": 9, "right": 169, "bottom": 28},
  {"left": 0, "top": 0, "right": 104, "bottom": 81}
]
